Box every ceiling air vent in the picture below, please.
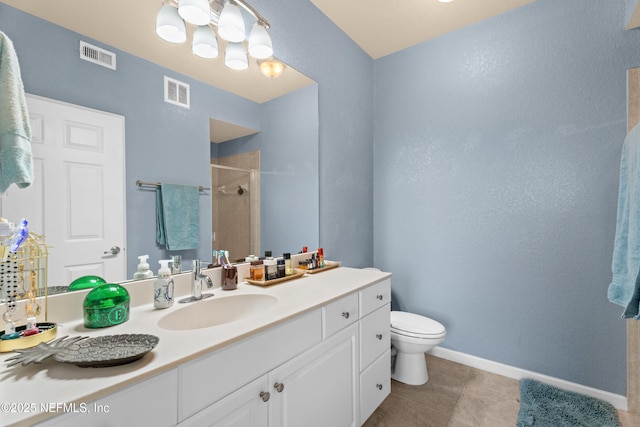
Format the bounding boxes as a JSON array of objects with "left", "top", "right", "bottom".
[
  {"left": 79, "top": 41, "right": 116, "bottom": 70},
  {"left": 164, "top": 76, "right": 190, "bottom": 109}
]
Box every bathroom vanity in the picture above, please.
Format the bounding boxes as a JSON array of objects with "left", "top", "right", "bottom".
[{"left": 0, "top": 267, "right": 391, "bottom": 427}]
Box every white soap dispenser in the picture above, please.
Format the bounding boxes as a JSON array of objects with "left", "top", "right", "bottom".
[
  {"left": 154, "top": 260, "right": 174, "bottom": 309},
  {"left": 133, "top": 255, "right": 153, "bottom": 280}
]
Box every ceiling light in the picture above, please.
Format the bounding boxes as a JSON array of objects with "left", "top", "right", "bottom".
[
  {"left": 225, "top": 42, "right": 248, "bottom": 70},
  {"left": 260, "top": 59, "right": 284, "bottom": 78},
  {"left": 178, "top": 0, "right": 211, "bottom": 26},
  {"left": 248, "top": 22, "right": 273, "bottom": 59},
  {"left": 192, "top": 25, "right": 219, "bottom": 58},
  {"left": 156, "top": 4, "right": 187, "bottom": 43},
  {"left": 218, "top": 2, "right": 246, "bottom": 42},
  {"left": 156, "top": 0, "right": 272, "bottom": 72}
]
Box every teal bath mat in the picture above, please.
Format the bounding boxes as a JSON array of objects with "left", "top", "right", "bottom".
[{"left": 516, "top": 379, "right": 621, "bottom": 427}]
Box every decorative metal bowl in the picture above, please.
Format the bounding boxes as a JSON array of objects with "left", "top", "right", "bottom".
[{"left": 5, "top": 334, "right": 159, "bottom": 368}]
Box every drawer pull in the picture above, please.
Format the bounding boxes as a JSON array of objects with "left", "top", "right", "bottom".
[
  {"left": 376, "top": 384, "right": 383, "bottom": 391},
  {"left": 376, "top": 294, "right": 384, "bottom": 300},
  {"left": 342, "top": 311, "right": 350, "bottom": 319},
  {"left": 376, "top": 333, "right": 383, "bottom": 340},
  {"left": 260, "top": 391, "right": 270, "bottom": 402},
  {"left": 274, "top": 382, "right": 284, "bottom": 393}
]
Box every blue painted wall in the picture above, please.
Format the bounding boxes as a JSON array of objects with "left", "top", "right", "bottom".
[
  {"left": 214, "top": 84, "right": 320, "bottom": 255},
  {"left": 3, "top": 0, "right": 633, "bottom": 399},
  {"left": 373, "top": 0, "right": 640, "bottom": 394}
]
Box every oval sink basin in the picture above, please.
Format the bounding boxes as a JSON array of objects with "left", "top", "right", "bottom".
[{"left": 157, "top": 294, "right": 278, "bottom": 331}]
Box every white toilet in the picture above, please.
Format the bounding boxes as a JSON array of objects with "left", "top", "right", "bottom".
[{"left": 390, "top": 311, "right": 446, "bottom": 385}]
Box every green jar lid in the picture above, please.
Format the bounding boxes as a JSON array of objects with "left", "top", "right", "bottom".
[
  {"left": 83, "top": 284, "right": 130, "bottom": 328},
  {"left": 68, "top": 275, "right": 107, "bottom": 291}
]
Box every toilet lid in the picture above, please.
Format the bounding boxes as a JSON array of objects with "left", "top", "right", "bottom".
[{"left": 390, "top": 311, "right": 446, "bottom": 337}]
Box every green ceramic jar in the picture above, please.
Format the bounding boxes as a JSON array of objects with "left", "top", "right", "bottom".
[
  {"left": 83, "top": 284, "right": 130, "bottom": 328},
  {"left": 68, "top": 275, "right": 107, "bottom": 291}
]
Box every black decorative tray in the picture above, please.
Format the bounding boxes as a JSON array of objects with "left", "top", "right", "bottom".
[{"left": 5, "top": 334, "right": 159, "bottom": 368}]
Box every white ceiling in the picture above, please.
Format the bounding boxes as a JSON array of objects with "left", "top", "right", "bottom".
[
  {"left": 312, "top": 0, "right": 535, "bottom": 60},
  {"left": 3, "top": 0, "right": 536, "bottom": 99},
  {"left": 2, "top": 0, "right": 535, "bottom": 141}
]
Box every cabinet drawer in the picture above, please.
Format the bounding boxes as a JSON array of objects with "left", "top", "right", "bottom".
[
  {"left": 179, "top": 309, "right": 322, "bottom": 422},
  {"left": 360, "top": 349, "right": 391, "bottom": 424},
  {"left": 360, "top": 304, "right": 390, "bottom": 370},
  {"left": 322, "top": 292, "right": 358, "bottom": 339},
  {"left": 359, "top": 279, "right": 391, "bottom": 318}
]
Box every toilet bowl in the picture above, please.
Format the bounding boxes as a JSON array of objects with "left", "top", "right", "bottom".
[{"left": 390, "top": 311, "right": 446, "bottom": 385}]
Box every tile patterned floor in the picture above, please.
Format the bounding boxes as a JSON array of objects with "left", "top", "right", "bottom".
[{"left": 363, "top": 354, "right": 640, "bottom": 427}]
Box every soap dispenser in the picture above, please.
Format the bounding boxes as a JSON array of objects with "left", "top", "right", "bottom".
[
  {"left": 133, "top": 255, "right": 153, "bottom": 280},
  {"left": 154, "top": 260, "right": 174, "bottom": 309}
]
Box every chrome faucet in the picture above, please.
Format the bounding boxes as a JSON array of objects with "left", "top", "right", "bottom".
[{"left": 179, "top": 259, "right": 214, "bottom": 303}]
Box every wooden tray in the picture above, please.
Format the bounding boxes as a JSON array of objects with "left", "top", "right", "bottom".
[
  {"left": 246, "top": 270, "right": 305, "bottom": 287},
  {"left": 296, "top": 260, "right": 340, "bottom": 274}
]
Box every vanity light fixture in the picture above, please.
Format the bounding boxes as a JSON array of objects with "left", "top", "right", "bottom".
[
  {"left": 156, "top": 0, "right": 276, "bottom": 71},
  {"left": 259, "top": 59, "right": 284, "bottom": 78}
]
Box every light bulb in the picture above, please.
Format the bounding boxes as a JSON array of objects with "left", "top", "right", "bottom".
[
  {"left": 218, "top": 2, "right": 246, "bottom": 42},
  {"left": 156, "top": 4, "right": 187, "bottom": 44},
  {"left": 248, "top": 22, "right": 273, "bottom": 59},
  {"left": 192, "top": 25, "right": 219, "bottom": 58},
  {"left": 178, "top": 0, "right": 211, "bottom": 26},
  {"left": 225, "top": 42, "right": 248, "bottom": 70},
  {"left": 260, "top": 59, "right": 284, "bottom": 78}
]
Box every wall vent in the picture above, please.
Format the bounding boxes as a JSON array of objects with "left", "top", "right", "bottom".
[
  {"left": 79, "top": 41, "right": 116, "bottom": 70},
  {"left": 164, "top": 76, "right": 190, "bottom": 109}
]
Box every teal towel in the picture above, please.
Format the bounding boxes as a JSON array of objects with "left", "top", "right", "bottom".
[
  {"left": 0, "top": 31, "right": 32, "bottom": 193},
  {"left": 609, "top": 124, "right": 640, "bottom": 318},
  {"left": 156, "top": 184, "right": 200, "bottom": 251}
]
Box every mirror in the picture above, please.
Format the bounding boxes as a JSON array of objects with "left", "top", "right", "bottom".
[{"left": 0, "top": 2, "right": 319, "bottom": 294}]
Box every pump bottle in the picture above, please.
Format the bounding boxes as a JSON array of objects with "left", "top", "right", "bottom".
[
  {"left": 133, "top": 255, "right": 153, "bottom": 280},
  {"left": 154, "top": 260, "right": 174, "bottom": 309}
]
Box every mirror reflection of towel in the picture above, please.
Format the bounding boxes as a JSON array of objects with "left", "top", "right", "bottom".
[
  {"left": 156, "top": 184, "right": 200, "bottom": 250},
  {"left": 0, "top": 31, "right": 33, "bottom": 193}
]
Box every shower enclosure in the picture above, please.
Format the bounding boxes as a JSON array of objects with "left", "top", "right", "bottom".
[{"left": 210, "top": 164, "right": 260, "bottom": 262}]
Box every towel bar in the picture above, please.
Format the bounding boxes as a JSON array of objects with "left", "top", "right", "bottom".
[{"left": 135, "top": 180, "right": 210, "bottom": 191}]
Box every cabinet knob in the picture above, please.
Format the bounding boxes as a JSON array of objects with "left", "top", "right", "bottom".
[
  {"left": 260, "top": 391, "right": 270, "bottom": 402},
  {"left": 274, "top": 382, "right": 284, "bottom": 393},
  {"left": 376, "top": 294, "right": 383, "bottom": 301},
  {"left": 376, "top": 333, "right": 383, "bottom": 340},
  {"left": 376, "top": 384, "right": 383, "bottom": 391},
  {"left": 342, "top": 311, "right": 350, "bottom": 319}
]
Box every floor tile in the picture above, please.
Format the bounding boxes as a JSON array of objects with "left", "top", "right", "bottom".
[{"left": 367, "top": 354, "right": 640, "bottom": 427}]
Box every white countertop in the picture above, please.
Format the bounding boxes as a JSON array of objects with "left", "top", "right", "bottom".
[{"left": 0, "top": 266, "right": 391, "bottom": 427}]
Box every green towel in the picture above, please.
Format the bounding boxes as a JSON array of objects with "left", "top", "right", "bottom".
[
  {"left": 0, "top": 31, "right": 32, "bottom": 193},
  {"left": 156, "top": 184, "right": 200, "bottom": 250}
]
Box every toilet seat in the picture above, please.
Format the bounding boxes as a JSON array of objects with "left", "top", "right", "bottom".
[{"left": 391, "top": 311, "right": 446, "bottom": 339}]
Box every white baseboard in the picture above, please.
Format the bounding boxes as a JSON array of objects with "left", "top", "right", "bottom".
[{"left": 429, "top": 347, "right": 628, "bottom": 411}]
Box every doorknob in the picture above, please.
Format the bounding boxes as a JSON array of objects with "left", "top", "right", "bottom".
[{"left": 104, "top": 246, "right": 121, "bottom": 255}]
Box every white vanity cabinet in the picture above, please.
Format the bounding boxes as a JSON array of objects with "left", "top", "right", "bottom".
[
  {"left": 35, "top": 369, "right": 179, "bottom": 427},
  {"left": 358, "top": 278, "right": 391, "bottom": 423},
  {"left": 32, "top": 274, "right": 392, "bottom": 427}
]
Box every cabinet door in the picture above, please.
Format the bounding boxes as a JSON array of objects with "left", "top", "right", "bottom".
[
  {"left": 269, "top": 323, "right": 359, "bottom": 427},
  {"left": 36, "top": 370, "right": 178, "bottom": 427},
  {"left": 178, "top": 376, "right": 268, "bottom": 427}
]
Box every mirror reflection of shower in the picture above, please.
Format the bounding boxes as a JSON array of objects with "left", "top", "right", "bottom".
[{"left": 211, "top": 163, "right": 260, "bottom": 262}]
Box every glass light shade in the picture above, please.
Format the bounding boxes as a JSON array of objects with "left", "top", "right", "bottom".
[
  {"left": 225, "top": 42, "right": 248, "bottom": 70},
  {"left": 248, "top": 23, "right": 273, "bottom": 59},
  {"left": 192, "top": 25, "right": 219, "bottom": 58},
  {"left": 218, "top": 2, "right": 246, "bottom": 42},
  {"left": 178, "top": 0, "right": 211, "bottom": 26},
  {"left": 156, "top": 4, "right": 187, "bottom": 43},
  {"left": 260, "top": 59, "right": 284, "bottom": 78}
]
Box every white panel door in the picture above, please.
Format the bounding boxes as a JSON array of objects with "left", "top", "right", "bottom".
[{"left": 0, "top": 94, "right": 126, "bottom": 286}]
